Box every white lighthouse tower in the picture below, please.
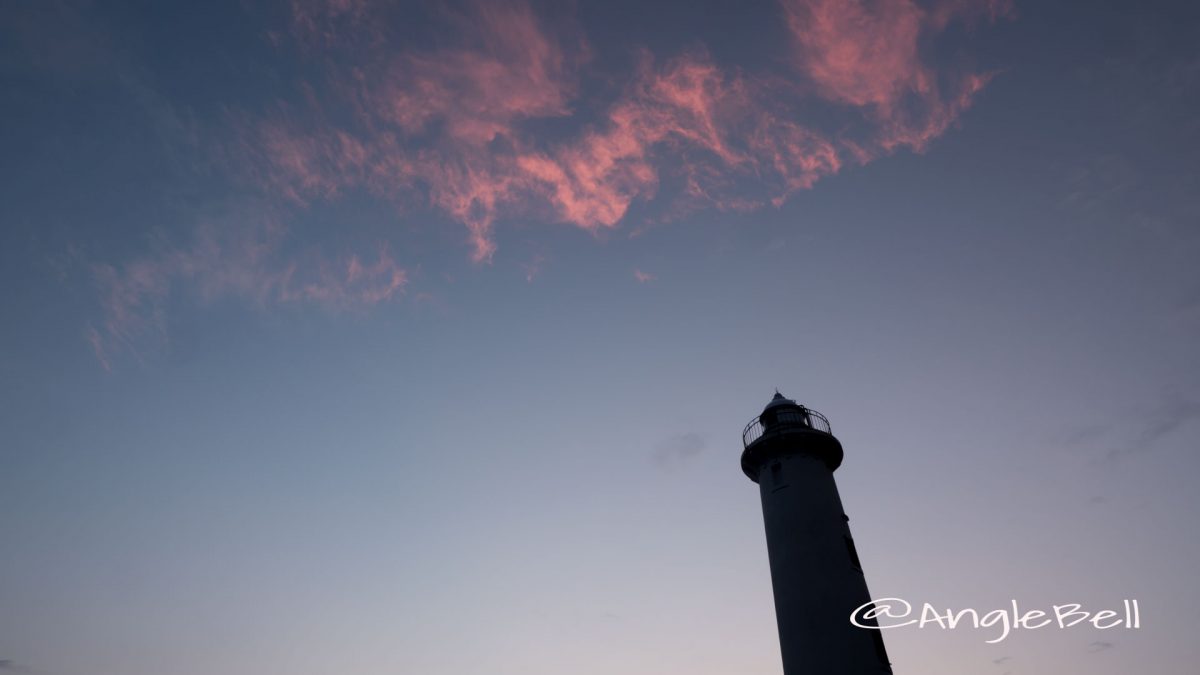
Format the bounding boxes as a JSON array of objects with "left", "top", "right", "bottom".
[{"left": 741, "top": 392, "right": 892, "bottom": 674}]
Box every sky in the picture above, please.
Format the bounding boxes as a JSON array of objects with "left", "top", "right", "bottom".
[{"left": 1, "top": 0, "right": 1198, "bottom": 673}]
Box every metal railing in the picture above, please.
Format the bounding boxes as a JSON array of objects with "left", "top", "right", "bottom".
[{"left": 742, "top": 407, "right": 831, "bottom": 447}]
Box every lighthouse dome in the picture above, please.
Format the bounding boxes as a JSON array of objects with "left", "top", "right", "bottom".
[{"left": 763, "top": 391, "right": 800, "bottom": 413}]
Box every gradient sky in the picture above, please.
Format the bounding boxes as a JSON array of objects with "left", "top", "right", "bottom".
[{"left": 2, "top": 1, "right": 1199, "bottom": 674}]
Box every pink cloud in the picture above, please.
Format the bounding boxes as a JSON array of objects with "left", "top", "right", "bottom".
[
  {"left": 749, "top": 113, "right": 843, "bottom": 205},
  {"left": 874, "top": 70, "right": 994, "bottom": 152},
  {"left": 279, "top": 248, "right": 407, "bottom": 307},
  {"left": 515, "top": 54, "right": 739, "bottom": 230},
  {"left": 369, "top": 2, "right": 585, "bottom": 262},
  {"left": 780, "top": 0, "right": 1011, "bottom": 152},
  {"left": 375, "top": 3, "right": 579, "bottom": 146},
  {"left": 254, "top": 120, "right": 361, "bottom": 204},
  {"left": 420, "top": 156, "right": 520, "bottom": 262},
  {"left": 633, "top": 269, "right": 656, "bottom": 283},
  {"left": 782, "top": 0, "right": 929, "bottom": 111}
]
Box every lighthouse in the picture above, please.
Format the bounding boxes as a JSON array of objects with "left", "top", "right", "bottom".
[{"left": 741, "top": 392, "right": 892, "bottom": 674}]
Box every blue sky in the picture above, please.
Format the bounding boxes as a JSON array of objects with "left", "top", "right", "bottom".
[{"left": 2, "top": 1, "right": 1199, "bottom": 673}]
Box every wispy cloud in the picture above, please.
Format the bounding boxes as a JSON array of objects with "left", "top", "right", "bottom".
[
  {"left": 288, "top": 0, "right": 374, "bottom": 47},
  {"left": 85, "top": 216, "right": 407, "bottom": 369},
  {"left": 633, "top": 269, "right": 656, "bottom": 283},
  {"left": 1135, "top": 390, "right": 1200, "bottom": 446},
  {"left": 0, "top": 659, "right": 42, "bottom": 674},
  {"left": 522, "top": 252, "right": 548, "bottom": 283},
  {"left": 1068, "top": 389, "right": 1200, "bottom": 463},
  {"left": 653, "top": 432, "right": 707, "bottom": 469}
]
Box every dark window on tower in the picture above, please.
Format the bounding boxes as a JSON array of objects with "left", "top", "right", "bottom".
[{"left": 844, "top": 535, "right": 863, "bottom": 571}]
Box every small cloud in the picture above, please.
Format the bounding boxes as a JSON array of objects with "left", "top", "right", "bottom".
[
  {"left": 1088, "top": 640, "right": 1114, "bottom": 653},
  {"left": 992, "top": 656, "right": 1011, "bottom": 665},
  {"left": 85, "top": 324, "right": 112, "bottom": 373},
  {"left": 1137, "top": 390, "right": 1200, "bottom": 445},
  {"left": 1081, "top": 389, "right": 1200, "bottom": 463},
  {"left": 1060, "top": 153, "right": 1140, "bottom": 215},
  {"left": 523, "top": 253, "right": 548, "bottom": 282},
  {"left": 1059, "top": 423, "right": 1112, "bottom": 447},
  {"left": 633, "top": 269, "right": 655, "bottom": 283},
  {"left": 653, "top": 432, "right": 706, "bottom": 468}
]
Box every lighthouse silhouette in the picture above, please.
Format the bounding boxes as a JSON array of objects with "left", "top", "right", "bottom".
[{"left": 741, "top": 392, "right": 893, "bottom": 674}]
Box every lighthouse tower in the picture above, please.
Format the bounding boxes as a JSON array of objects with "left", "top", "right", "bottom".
[{"left": 741, "top": 392, "right": 892, "bottom": 674}]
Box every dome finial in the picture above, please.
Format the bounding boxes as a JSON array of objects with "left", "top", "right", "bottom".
[{"left": 764, "top": 390, "right": 796, "bottom": 412}]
